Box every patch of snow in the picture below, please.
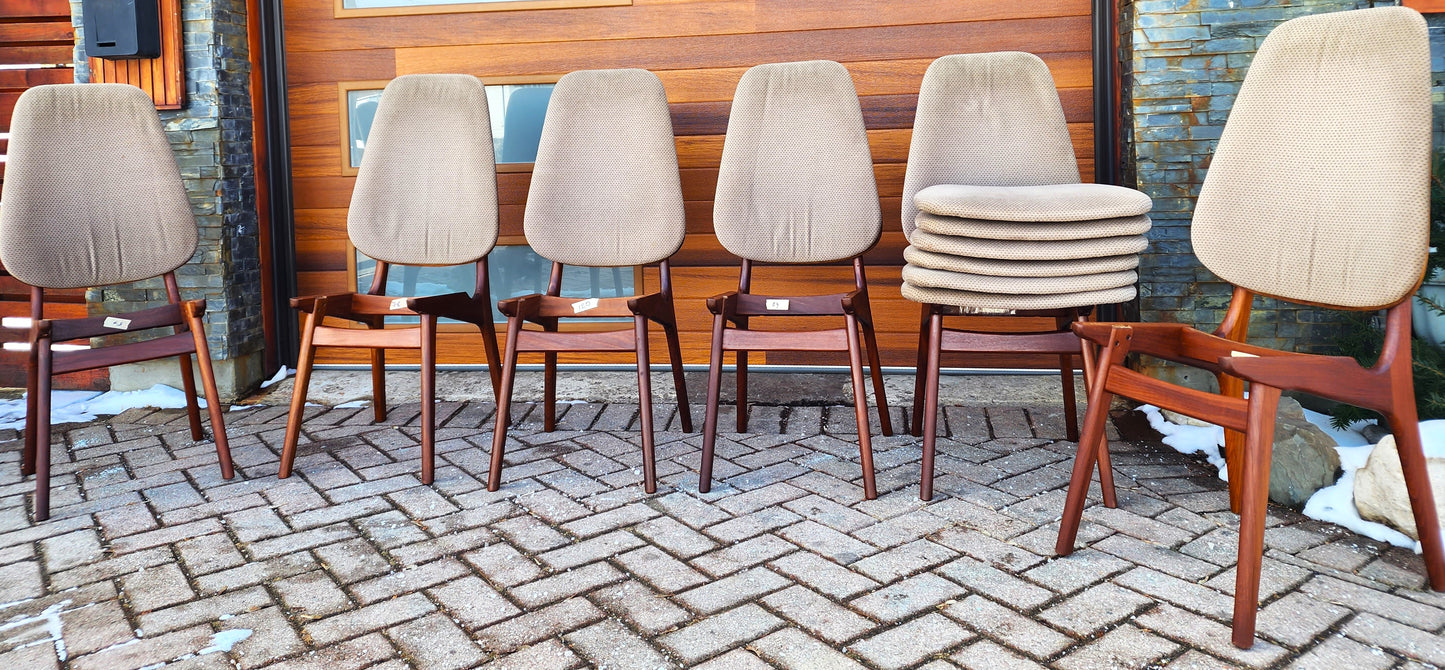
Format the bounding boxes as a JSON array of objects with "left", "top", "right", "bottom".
[
  {"left": 259, "top": 367, "right": 295, "bottom": 389},
  {"left": 333, "top": 400, "right": 368, "bottom": 409},
  {"left": 1302, "top": 450, "right": 1419, "bottom": 551},
  {"left": 0, "top": 600, "right": 70, "bottom": 662},
  {"left": 228, "top": 404, "right": 261, "bottom": 412},
  {"left": 198, "top": 629, "right": 251, "bottom": 654},
  {"left": 0, "top": 384, "right": 212, "bottom": 431},
  {"left": 0, "top": 391, "right": 101, "bottom": 431},
  {"left": 1139, "top": 405, "right": 1228, "bottom": 480},
  {"left": 81, "top": 385, "right": 204, "bottom": 415}
]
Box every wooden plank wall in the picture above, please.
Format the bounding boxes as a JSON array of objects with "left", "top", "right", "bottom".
[
  {"left": 88, "top": 0, "right": 187, "bottom": 109},
  {"left": 0, "top": 0, "right": 97, "bottom": 388},
  {"left": 282, "top": 0, "right": 1096, "bottom": 367}
]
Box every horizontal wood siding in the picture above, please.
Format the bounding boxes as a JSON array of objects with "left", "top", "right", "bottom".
[{"left": 283, "top": 0, "right": 1095, "bottom": 367}]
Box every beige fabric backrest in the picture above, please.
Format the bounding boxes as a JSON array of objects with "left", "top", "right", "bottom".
[
  {"left": 349, "top": 74, "right": 498, "bottom": 266},
  {"left": 713, "top": 60, "right": 881, "bottom": 264},
  {"left": 0, "top": 84, "right": 197, "bottom": 289},
  {"left": 901, "top": 52, "right": 1080, "bottom": 240},
  {"left": 525, "top": 69, "right": 686, "bottom": 267},
  {"left": 1192, "top": 7, "right": 1430, "bottom": 310}
]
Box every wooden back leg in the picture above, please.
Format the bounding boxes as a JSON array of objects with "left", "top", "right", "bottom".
[
  {"left": 910, "top": 303, "right": 932, "bottom": 438},
  {"left": 487, "top": 312, "right": 524, "bottom": 492},
  {"left": 699, "top": 310, "right": 728, "bottom": 493},
  {"left": 635, "top": 315, "right": 657, "bottom": 493},
  {"left": 32, "top": 333, "right": 53, "bottom": 521},
  {"left": 1231, "top": 383, "right": 1282, "bottom": 648},
  {"left": 845, "top": 313, "right": 878, "bottom": 499}
]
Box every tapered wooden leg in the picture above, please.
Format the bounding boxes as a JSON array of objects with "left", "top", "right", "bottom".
[
  {"left": 33, "top": 336, "right": 52, "bottom": 521},
  {"left": 1059, "top": 353, "right": 1079, "bottom": 442},
  {"left": 665, "top": 324, "right": 693, "bottom": 432},
  {"left": 845, "top": 315, "right": 878, "bottom": 499},
  {"left": 21, "top": 326, "right": 39, "bottom": 478},
  {"left": 1387, "top": 403, "right": 1445, "bottom": 591},
  {"left": 1077, "top": 321, "right": 1118, "bottom": 509},
  {"left": 279, "top": 309, "right": 321, "bottom": 479},
  {"left": 635, "top": 316, "right": 657, "bottom": 493},
  {"left": 911, "top": 303, "right": 931, "bottom": 438},
  {"left": 919, "top": 311, "right": 943, "bottom": 501},
  {"left": 371, "top": 347, "right": 387, "bottom": 423},
  {"left": 479, "top": 312, "right": 503, "bottom": 405},
  {"left": 420, "top": 315, "right": 437, "bottom": 485},
  {"left": 488, "top": 315, "right": 524, "bottom": 492},
  {"left": 183, "top": 305, "right": 232, "bottom": 479},
  {"left": 699, "top": 312, "right": 726, "bottom": 493},
  {"left": 860, "top": 314, "right": 892, "bottom": 437},
  {"left": 176, "top": 352, "right": 205, "bottom": 441},
  {"left": 736, "top": 349, "right": 749, "bottom": 433},
  {"left": 1056, "top": 326, "right": 1132, "bottom": 555},
  {"left": 1219, "top": 372, "right": 1246, "bottom": 513},
  {"left": 1232, "top": 383, "right": 1281, "bottom": 649}
]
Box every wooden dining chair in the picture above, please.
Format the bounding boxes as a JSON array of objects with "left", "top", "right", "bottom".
[
  {"left": 487, "top": 69, "right": 691, "bottom": 494},
  {"left": 279, "top": 75, "right": 503, "bottom": 485},
  {"left": 900, "top": 52, "right": 1151, "bottom": 501},
  {"left": 697, "top": 60, "right": 892, "bottom": 499},
  {"left": 0, "top": 84, "right": 233, "bottom": 521},
  {"left": 1054, "top": 6, "right": 1445, "bottom": 648}
]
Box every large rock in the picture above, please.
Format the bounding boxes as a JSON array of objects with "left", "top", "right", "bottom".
[
  {"left": 1354, "top": 435, "right": 1445, "bottom": 540},
  {"left": 1268, "top": 398, "right": 1341, "bottom": 507}
]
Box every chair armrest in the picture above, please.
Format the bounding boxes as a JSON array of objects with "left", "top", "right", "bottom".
[
  {"left": 1218, "top": 353, "right": 1387, "bottom": 410},
  {"left": 706, "top": 292, "right": 740, "bottom": 320},
  {"left": 627, "top": 292, "right": 674, "bottom": 327},
  {"left": 408, "top": 292, "right": 491, "bottom": 328},
  {"left": 497, "top": 294, "right": 543, "bottom": 320}
]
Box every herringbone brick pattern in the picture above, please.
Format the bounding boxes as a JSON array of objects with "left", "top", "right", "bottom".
[{"left": 0, "top": 400, "right": 1442, "bottom": 669}]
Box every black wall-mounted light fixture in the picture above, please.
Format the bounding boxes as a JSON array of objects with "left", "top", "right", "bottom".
[{"left": 82, "top": 0, "right": 162, "bottom": 59}]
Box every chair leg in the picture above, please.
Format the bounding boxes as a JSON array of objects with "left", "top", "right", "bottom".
[
  {"left": 420, "top": 315, "right": 438, "bottom": 485},
  {"left": 860, "top": 313, "right": 893, "bottom": 437},
  {"left": 488, "top": 315, "right": 524, "bottom": 492},
  {"left": 371, "top": 346, "right": 387, "bottom": 423},
  {"left": 176, "top": 352, "right": 205, "bottom": 441},
  {"left": 1219, "top": 372, "right": 1247, "bottom": 513},
  {"left": 1386, "top": 404, "right": 1445, "bottom": 591},
  {"left": 635, "top": 316, "right": 657, "bottom": 493},
  {"left": 183, "top": 305, "right": 233, "bottom": 479},
  {"left": 1077, "top": 326, "right": 1118, "bottom": 509},
  {"left": 699, "top": 312, "right": 727, "bottom": 493},
  {"left": 279, "top": 311, "right": 320, "bottom": 479},
  {"left": 665, "top": 324, "right": 693, "bottom": 432},
  {"left": 911, "top": 303, "right": 931, "bottom": 438},
  {"left": 736, "top": 349, "right": 749, "bottom": 433},
  {"left": 1059, "top": 353, "right": 1079, "bottom": 442},
  {"left": 1232, "top": 383, "right": 1281, "bottom": 649},
  {"left": 479, "top": 308, "right": 504, "bottom": 405},
  {"left": 845, "top": 314, "right": 878, "bottom": 499},
  {"left": 1056, "top": 326, "right": 1131, "bottom": 556},
  {"left": 33, "top": 336, "right": 53, "bottom": 521},
  {"left": 22, "top": 331, "right": 39, "bottom": 477},
  {"left": 919, "top": 311, "right": 943, "bottom": 501}
]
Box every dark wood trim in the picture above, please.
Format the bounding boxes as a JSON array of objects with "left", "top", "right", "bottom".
[{"left": 259, "top": 0, "right": 300, "bottom": 367}]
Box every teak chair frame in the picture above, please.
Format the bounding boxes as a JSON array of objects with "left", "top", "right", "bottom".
[
  {"left": 1056, "top": 286, "right": 1445, "bottom": 647},
  {"left": 18, "top": 271, "right": 233, "bottom": 520},
  {"left": 911, "top": 304, "right": 1118, "bottom": 504},
  {"left": 699, "top": 257, "right": 892, "bottom": 499},
  {"left": 280, "top": 258, "right": 503, "bottom": 484},
  {"left": 487, "top": 259, "right": 691, "bottom": 494}
]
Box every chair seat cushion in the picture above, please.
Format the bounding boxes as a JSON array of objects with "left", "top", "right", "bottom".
[
  {"left": 904, "top": 246, "right": 1140, "bottom": 278},
  {"left": 901, "top": 281, "right": 1138, "bottom": 311},
  {"left": 909, "top": 229, "right": 1149, "bottom": 261},
  {"left": 902, "top": 264, "right": 1138, "bottom": 295},
  {"left": 914, "top": 183, "right": 1152, "bottom": 222},
  {"left": 914, "top": 211, "right": 1152, "bottom": 241}
]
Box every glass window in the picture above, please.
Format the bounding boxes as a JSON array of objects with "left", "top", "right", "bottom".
[
  {"left": 356, "top": 247, "right": 635, "bottom": 324},
  {"left": 346, "top": 83, "right": 553, "bottom": 167},
  {"left": 345, "top": 0, "right": 522, "bottom": 7}
]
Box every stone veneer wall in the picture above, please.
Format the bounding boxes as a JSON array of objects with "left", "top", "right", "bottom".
[
  {"left": 70, "top": 0, "right": 264, "bottom": 400},
  {"left": 1124, "top": 0, "right": 1399, "bottom": 389}
]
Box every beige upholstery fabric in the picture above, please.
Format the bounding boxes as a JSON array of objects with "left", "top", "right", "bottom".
[
  {"left": 349, "top": 75, "right": 498, "bottom": 266},
  {"left": 901, "top": 282, "right": 1137, "bottom": 311},
  {"left": 0, "top": 84, "right": 197, "bottom": 289},
  {"left": 915, "top": 212, "right": 1152, "bottom": 241},
  {"left": 713, "top": 60, "right": 881, "bottom": 264},
  {"left": 915, "top": 183, "right": 1152, "bottom": 223},
  {"left": 910, "top": 229, "right": 1149, "bottom": 261},
  {"left": 525, "top": 69, "right": 686, "bottom": 267},
  {"left": 901, "top": 52, "right": 1080, "bottom": 240},
  {"left": 902, "top": 264, "right": 1137, "bottom": 295},
  {"left": 1192, "top": 7, "right": 1430, "bottom": 309},
  {"left": 903, "top": 246, "right": 1140, "bottom": 278}
]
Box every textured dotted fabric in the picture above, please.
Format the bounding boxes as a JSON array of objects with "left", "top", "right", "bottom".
[
  {"left": 914, "top": 183, "right": 1152, "bottom": 223},
  {"left": 909, "top": 229, "right": 1149, "bottom": 261},
  {"left": 901, "top": 281, "right": 1138, "bottom": 311},
  {"left": 0, "top": 84, "right": 197, "bottom": 289},
  {"left": 903, "top": 246, "right": 1140, "bottom": 278},
  {"left": 900, "top": 52, "right": 1080, "bottom": 241},
  {"left": 525, "top": 69, "right": 686, "bottom": 267},
  {"left": 915, "top": 212, "right": 1152, "bottom": 241},
  {"left": 348, "top": 75, "right": 498, "bottom": 266},
  {"left": 901, "top": 264, "right": 1138, "bottom": 295},
  {"left": 713, "top": 61, "right": 881, "bottom": 264},
  {"left": 1192, "top": 6, "right": 1430, "bottom": 309}
]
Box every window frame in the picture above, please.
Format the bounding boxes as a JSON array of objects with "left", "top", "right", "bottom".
[{"left": 333, "top": 0, "right": 629, "bottom": 20}]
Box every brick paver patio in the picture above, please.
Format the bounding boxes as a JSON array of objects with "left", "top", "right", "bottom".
[{"left": 1, "top": 398, "right": 1442, "bottom": 669}]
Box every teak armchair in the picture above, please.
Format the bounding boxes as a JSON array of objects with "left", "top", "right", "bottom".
[
  {"left": 698, "top": 60, "right": 892, "bottom": 499},
  {"left": 487, "top": 69, "right": 691, "bottom": 494},
  {"left": 1054, "top": 7, "right": 1445, "bottom": 648},
  {"left": 279, "top": 75, "right": 503, "bottom": 484},
  {"left": 0, "top": 84, "right": 233, "bottom": 520}
]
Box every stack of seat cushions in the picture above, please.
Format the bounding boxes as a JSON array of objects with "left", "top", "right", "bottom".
[{"left": 900, "top": 183, "right": 1153, "bottom": 311}]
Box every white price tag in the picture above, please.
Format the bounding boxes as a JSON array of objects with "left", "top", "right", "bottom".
[
  {"left": 1230, "top": 350, "right": 1259, "bottom": 358},
  {"left": 572, "top": 298, "right": 600, "bottom": 313},
  {"left": 102, "top": 316, "right": 131, "bottom": 330},
  {"left": 390, "top": 298, "right": 408, "bottom": 311},
  {"left": 765, "top": 299, "right": 790, "bottom": 311}
]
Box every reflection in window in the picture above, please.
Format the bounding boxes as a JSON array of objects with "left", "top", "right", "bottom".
[
  {"left": 347, "top": 83, "right": 553, "bottom": 167},
  {"left": 356, "top": 247, "right": 634, "bottom": 324}
]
